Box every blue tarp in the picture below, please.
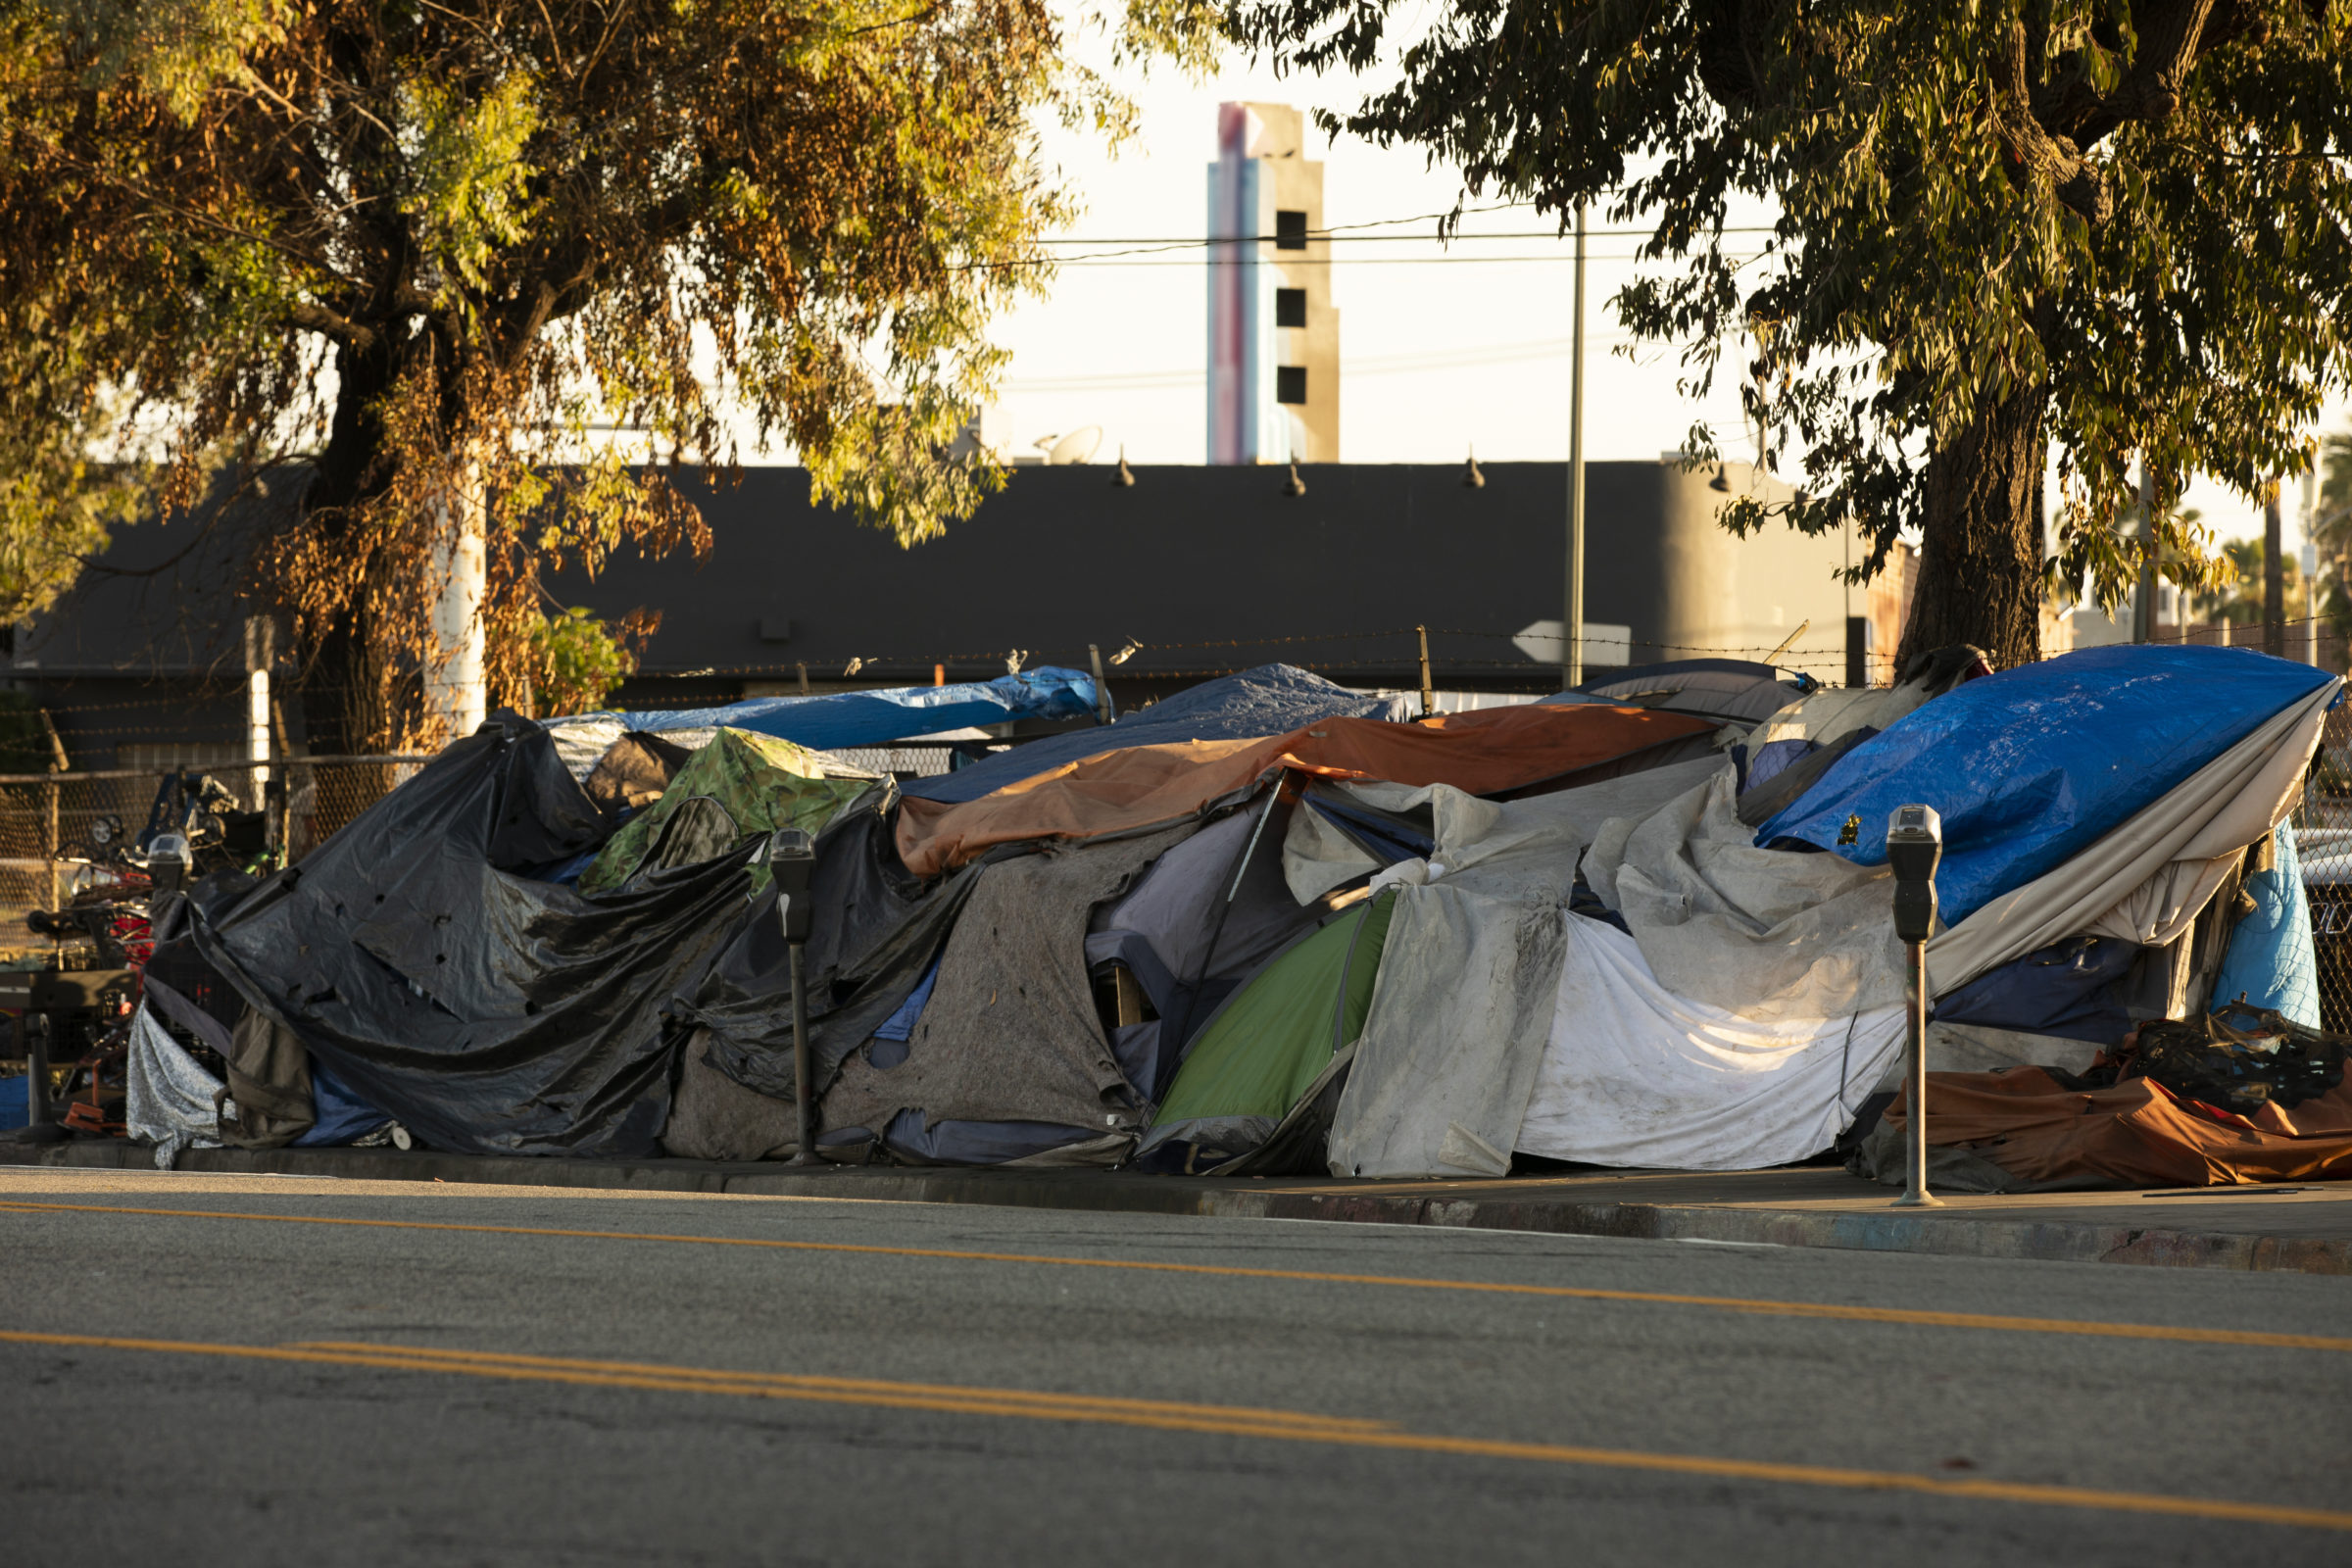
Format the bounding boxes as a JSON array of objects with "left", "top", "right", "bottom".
[
  {"left": 1757, "top": 646, "right": 2335, "bottom": 927},
  {"left": 900, "top": 663, "right": 1406, "bottom": 806},
  {"left": 2212, "top": 820, "right": 2321, "bottom": 1027},
  {"left": 296, "top": 1055, "right": 395, "bottom": 1147},
  {"left": 553, "top": 667, "right": 1101, "bottom": 753}
]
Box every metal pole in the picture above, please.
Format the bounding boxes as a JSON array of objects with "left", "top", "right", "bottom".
[
  {"left": 788, "top": 941, "right": 816, "bottom": 1164},
  {"left": 2134, "top": 463, "right": 2157, "bottom": 643},
  {"left": 41, "top": 775, "right": 58, "bottom": 910},
  {"left": 1565, "top": 199, "right": 1588, "bottom": 692},
  {"left": 1415, "top": 625, "right": 1436, "bottom": 718},
  {"left": 1090, "top": 643, "right": 1113, "bottom": 726},
  {"left": 24, "top": 1011, "right": 50, "bottom": 1128},
  {"left": 1893, "top": 938, "right": 1941, "bottom": 1207},
  {"left": 2265, "top": 477, "right": 2286, "bottom": 660}
]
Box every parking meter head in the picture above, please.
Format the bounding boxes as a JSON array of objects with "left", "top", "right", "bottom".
[
  {"left": 1886, "top": 805, "right": 1941, "bottom": 943},
  {"left": 149, "top": 832, "right": 192, "bottom": 896},
  {"left": 768, "top": 828, "right": 816, "bottom": 942}
]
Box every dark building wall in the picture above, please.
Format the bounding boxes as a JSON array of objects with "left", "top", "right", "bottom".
[
  {"left": 551, "top": 458, "right": 1840, "bottom": 701},
  {"left": 6, "top": 458, "right": 1849, "bottom": 754}
]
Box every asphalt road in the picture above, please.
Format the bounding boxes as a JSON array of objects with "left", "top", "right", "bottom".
[{"left": 3, "top": 1168, "right": 2348, "bottom": 1567}]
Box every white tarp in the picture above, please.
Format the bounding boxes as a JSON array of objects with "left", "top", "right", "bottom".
[
  {"left": 1517, "top": 914, "right": 1905, "bottom": 1170},
  {"left": 1325, "top": 759, "right": 1725, "bottom": 1178}
]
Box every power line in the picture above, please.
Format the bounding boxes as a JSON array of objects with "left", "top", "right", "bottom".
[
  {"left": 989, "top": 250, "right": 1765, "bottom": 270},
  {"left": 1034, "top": 227, "right": 1781, "bottom": 245}
]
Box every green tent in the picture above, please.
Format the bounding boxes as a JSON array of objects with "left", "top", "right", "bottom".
[
  {"left": 578, "top": 728, "right": 874, "bottom": 894},
  {"left": 1152, "top": 889, "right": 1397, "bottom": 1126}
]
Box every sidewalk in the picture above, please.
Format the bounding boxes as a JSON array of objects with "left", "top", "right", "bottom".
[{"left": 6, "top": 1138, "right": 2347, "bottom": 1274}]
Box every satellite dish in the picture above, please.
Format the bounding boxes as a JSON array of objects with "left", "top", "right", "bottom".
[{"left": 1046, "top": 426, "right": 1102, "bottom": 466}]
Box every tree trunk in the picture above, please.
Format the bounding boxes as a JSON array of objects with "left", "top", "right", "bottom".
[
  {"left": 296, "top": 336, "right": 398, "bottom": 755},
  {"left": 1895, "top": 385, "right": 2046, "bottom": 674}
]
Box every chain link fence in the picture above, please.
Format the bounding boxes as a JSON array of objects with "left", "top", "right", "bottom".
[
  {"left": 0, "top": 756, "right": 429, "bottom": 923},
  {"left": 2290, "top": 702, "right": 2352, "bottom": 1036}
]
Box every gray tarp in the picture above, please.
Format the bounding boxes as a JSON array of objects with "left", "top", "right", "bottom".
[
  {"left": 1585, "top": 769, "right": 1907, "bottom": 1022},
  {"left": 820, "top": 824, "right": 1194, "bottom": 1148},
  {"left": 123, "top": 1003, "right": 223, "bottom": 1169},
  {"left": 1325, "top": 758, "right": 1726, "bottom": 1178}
]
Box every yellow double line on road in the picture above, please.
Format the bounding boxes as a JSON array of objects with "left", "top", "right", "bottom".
[
  {"left": 3, "top": 1329, "right": 2348, "bottom": 1533},
  {"left": 8, "top": 1198, "right": 2351, "bottom": 1355}
]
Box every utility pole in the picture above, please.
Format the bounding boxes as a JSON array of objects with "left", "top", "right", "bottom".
[
  {"left": 1564, "top": 200, "right": 1588, "bottom": 691},
  {"left": 2133, "top": 464, "right": 2157, "bottom": 644},
  {"left": 2265, "top": 476, "right": 2285, "bottom": 660}
]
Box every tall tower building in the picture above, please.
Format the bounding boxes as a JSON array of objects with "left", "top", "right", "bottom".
[{"left": 1206, "top": 103, "right": 1339, "bottom": 465}]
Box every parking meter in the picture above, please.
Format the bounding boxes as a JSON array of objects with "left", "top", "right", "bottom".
[
  {"left": 1886, "top": 806, "right": 1942, "bottom": 1207},
  {"left": 770, "top": 829, "right": 815, "bottom": 941},
  {"left": 768, "top": 829, "right": 820, "bottom": 1165},
  {"left": 1886, "top": 807, "right": 1941, "bottom": 943},
  {"left": 148, "top": 832, "right": 192, "bottom": 898}
]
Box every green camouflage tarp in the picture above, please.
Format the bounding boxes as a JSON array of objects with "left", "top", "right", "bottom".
[{"left": 578, "top": 728, "right": 876, "bottom": 894}]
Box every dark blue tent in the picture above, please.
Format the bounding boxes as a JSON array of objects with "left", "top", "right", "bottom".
[
  {"left": 1758, "top": 645, "right": 2335, "bottom": 926},
  {"left": 902, "top": 664, "right": 1406, "bottom": 806}
]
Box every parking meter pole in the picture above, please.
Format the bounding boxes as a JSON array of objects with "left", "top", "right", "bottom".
[
  {"left": 788, "top": 942, "right": 816, "bottom": 1166},
  {"left": 1895, "top": 938, "right": 1939, "bottom": 1207},
  {"left": 768, "top": 826, "right": 821, "bottom": 1167},
  {"left": 1886, "top": 805, "right": 1944, "bottom": 1209}
]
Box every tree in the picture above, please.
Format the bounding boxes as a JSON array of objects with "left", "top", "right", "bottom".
[
  {"left": 1234, "top": 0, "right": 2352, "bottom": 670},
  {"left": 1, "top": 0, "right": 1209, "bottom": 748}
]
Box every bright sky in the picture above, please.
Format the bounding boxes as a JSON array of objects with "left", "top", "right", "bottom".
[{"left": 954, "top": 35, "right": 2350, "bottom": 563}]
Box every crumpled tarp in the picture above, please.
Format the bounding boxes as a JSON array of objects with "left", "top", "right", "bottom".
[
  {"left": 2211, "top": 821, "right": 2321, "bottom": 1027},
  {"left": 820, "top": 825, "right": 1193, "bottom": 1153},
  {"left": 1554, "top": 659, "right": 1815, "bottom": 726},
  {"left": 1325, "top": 757, "right": 1728, "bottom": 1178},
  {"left": 550, "top": 667, "right": 1101, "bottom": 754},
  {"left": 1856, "top": 1065, "right": 2352, "bottom": 1190},
  {"left": 1924, "top": 679, "right": 2335, "bottom": 998},
  {"left": 577, "top": 727, "right": 877, "bottom": 894},
  {"left": 194, "top": 719, "right": 764, "bottom": 1157},
  {"left": 1758, "top": 646, "right": 2337, "bottom": 926},
  {"left": 123, "top": 1003, "right": 223, "bottom": 1169},
  {"left": 1517, "top": 914, "right": 1905, "bottom": 1171},
  {"left": 898, "top": 701, "right": 1718, "bottom": 879},
  {"left": 902, "top": 663, "right": 1403, "bottom": 807},
  {"left": 1586, "top": 768, "right": 1908, "bottom": 1022}
]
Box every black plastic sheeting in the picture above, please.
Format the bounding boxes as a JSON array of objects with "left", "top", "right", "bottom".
[
  {"left": 193, "top": 716, "right": 767, "bottom": 1157},
  {"left": 671, "top": 806, "right": 987, "bottom": 1103}
]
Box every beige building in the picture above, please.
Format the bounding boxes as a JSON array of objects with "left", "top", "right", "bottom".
[{"left": 1206, "top": 102, "right": 1339, "bottom": 464}]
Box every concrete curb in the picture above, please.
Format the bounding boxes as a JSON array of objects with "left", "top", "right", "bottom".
[{"left": 5, "top": 1141, "right": 2345, "bottom": 1275}]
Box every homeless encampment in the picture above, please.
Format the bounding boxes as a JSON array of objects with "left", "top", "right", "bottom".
[{"left": 669, "top": 696, "right": 1721, "bottom": 1165}]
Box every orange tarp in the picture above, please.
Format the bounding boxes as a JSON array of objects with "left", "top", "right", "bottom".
[
  {"left": 1884, "top": 1068, "right": 2352, "bottom": 1189},
  {"left": 894, "top": 703, "right": 1715, "bottom": 879}
]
